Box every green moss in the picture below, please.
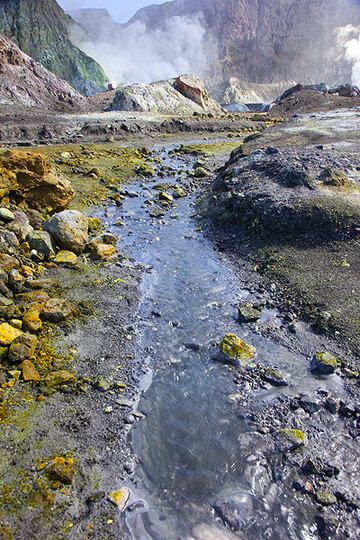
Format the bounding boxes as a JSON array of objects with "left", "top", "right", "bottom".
[
  {"left": 219, "top": 333, "right": 256, "bottom": 364},
  {"left": 36, "top": 144, "right": 155, "bottom": 212},
  {"left": 177, "top": 141, "right": 243, "bottom": 157},
  {"left": 278, "top": 428, "right": 306, "bottom": 444}
]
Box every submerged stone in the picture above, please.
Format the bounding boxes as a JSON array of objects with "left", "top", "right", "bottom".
[
  {"left": 219, "top": 333, "right": 256, "bottom": 364},
  {"left": 311, "top": 352, "right": 339, "bottom": 375},
  {"left": 238, "top": 303, "right": 262, "bottom": 323},
  {"left": 45, "top": 456, "right": 75, "bottom": 485},
  {"left": 213, "top": 490, "right": 253, "bottom": 531}
]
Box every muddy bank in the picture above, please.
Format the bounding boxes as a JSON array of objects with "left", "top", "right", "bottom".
[
  {"left": 202, "top": 109, "right": 360, "bottom": 362},
  {"left": 0, "top": 106, "right": 274, "bottom": 147}
]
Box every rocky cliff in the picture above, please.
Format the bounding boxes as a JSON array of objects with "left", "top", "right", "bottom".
[
  {"left": 0, "top": 0, "right": 108, "bottom": 95},
  {"left": 0, "top": 34, "right": 88, "bottom": 110},
  {"left": 127, "top": 0, "right": 360, "bottom": 85}
]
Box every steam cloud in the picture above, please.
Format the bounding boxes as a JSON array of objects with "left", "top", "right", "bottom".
[
  {"left": 337, "top": 24, "right": 360, "bottom": 86},
  {"left": 74, "top": 15, "right": 208, "bottom": 86}
]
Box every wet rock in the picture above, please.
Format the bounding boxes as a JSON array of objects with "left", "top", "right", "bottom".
[
  {"left": 311, "top": 352, "right": 339, "bottom": 375},
  {"left": 100, "top": 233, "right": 117, "bottom": 245},
  {"left": 6, "top": 210, "right": 33, "bottom": 242},
  {"left": 43, "top": 370, "right": 76, "bottom": 390},
  {"left": 87, "top": 217, "right": 102, "bottom": 233},
  {"left": 1, "top": 230, "right": 19, "bottom": 249},
  {"left": 0, "top": 252, "right": 20, "bottom": 273},
  {"left": 262, "top": 368, "right": 288, "bottom": 387},
  {"left": 173, "top": 186, "right": 186, "bottom": 199},
  {"left": 8, "top": 269, "right": 25, "bottom": 293},
  {"left": 194, "top": 166, "right": 209, "bottom": 178},
  {"left": 213, "top": 490, "right": 253, "bottom": 531},
  {"left": 298, "top": 396, "right": 321, "bottom": 414},
  {"left": 8, "top": 332, "right": 37, "bottom": 363},
  {"left": 88, "top": 239, "right": 117, "bottom": 260},
  {"left": 316, "top": 491, "right": 337, "bottom": 506},
  {"left": 21, "top": 359, "right": 40, "bottom": 382},
  {"left": 0, "top": 322, "right": 23, "bottom": 345},
  {"left": 0, "top": 208, "right": 15, "bottom": 222},
  {"left": 108, "top": 487, "right": 130, "bottom": 511},
  {"left": 191, "top": 523, "right": 241, "bottom": 540},
  {"left": 149, "top": 207, "right": 166, "bottom": 218},
  {"left": 53, "top": 250, "right": 78, "bottom": 268},
  {"left": 23, "top": 307, "right": 42, "bottom": 333},
  {"left": 238, "top": 303, "right": 262, "bottom": 323},
  {"left": 274, "top": 428, "right": 307, "bottom": 452},
  {"left": 159, "top": 191, "right": 173, "bottom": 204},
  {"left": 43, "top": 210, "right": 89, "bottom": 254},
  {"left": 94, "top": 377, "right": 111, "bottom": 392},
  {"left": 41, "top": 298, "right": 75, "bottom": 323},
  {"left": 219, "top": 333, "right": 256, "bottom": 365},
  {"left": 315, "top": 514, "right": 338, "bottom": 539},
  {"left": 27, "top": 230, "right": 55, "bottom": 259}
]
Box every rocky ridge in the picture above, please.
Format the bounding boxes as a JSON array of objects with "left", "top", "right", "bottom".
[
  {"left": 0, "top": 0, "right": 108, "bottom": 95},
  {"left": 0, "top": 35, "right": 88, "bottom": 110}
]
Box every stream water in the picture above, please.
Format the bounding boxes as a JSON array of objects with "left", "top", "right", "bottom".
[{"left": 107, "top": 148, "right": 356, "bottom": 540}]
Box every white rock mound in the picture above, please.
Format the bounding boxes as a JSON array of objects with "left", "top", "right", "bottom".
[{"left": 111, "top": 74, "right": 223, "bottom": 115}]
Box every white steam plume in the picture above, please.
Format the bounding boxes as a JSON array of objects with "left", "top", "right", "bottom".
[
  {"left": 73, "top": 16, "right": 208, "bottom": 86},
  {"left": 337, "top": 24, "right": 360, "bottom": 86}
]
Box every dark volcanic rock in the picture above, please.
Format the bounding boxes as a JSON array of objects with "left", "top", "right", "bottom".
[
  {"left": 206, "top": 145, "right": 360, "bottom": 241},
  {"left": 213, "top": 490, "right": 254, "bottom": 530}
]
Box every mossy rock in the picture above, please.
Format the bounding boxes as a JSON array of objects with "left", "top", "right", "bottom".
[
  {"left": 53, "top": 250, "right": 79, "bottom": 268},
  {"left": 88, "top": 217, "right": 102, "bottom": 233},
  {"left": 41, "top": 456, "right": 75, "bottom": 485},
  {"left": 194, "top": 166, "right": 210, "bottom": 178},
  {"left": 311, "top": 352, "right": 339, "bottom": 375},
  {"left": 275, "top": 428, "right": 307, "bottom": 452},
  {"left": 238, "top": 303, "right": 262, "bottom": 323},
  {"left": 219, "top": 333, "right": 256, "bottom": 365},
  {"left": 0, "top": 323, "right": 23, "bottom": 346},
  {"left": 108, "top": 487, "right": 130, "bottom": 511},
  {"left": 159, "top": 191, "right": 173, "bottom": 204},
  {"left": 316, "top": 490, "right": 337, "bottom": 506},
  {"left": 262, "top": 368, "right": 288, "bottom": 387}
]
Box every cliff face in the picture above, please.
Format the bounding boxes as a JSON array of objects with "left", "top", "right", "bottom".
[
  {"left": 0, "top": 34, "right": 88, "bottom": 109},
  {"left": 126, "top": 0, "right": 360, "bottom": 85},
  {"left": 0, "top": 0, "right": 108, "bottom": 95}
]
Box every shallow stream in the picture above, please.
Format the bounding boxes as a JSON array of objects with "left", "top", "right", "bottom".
[{"left": 107, "top": 148, "right": 356, "bottom": 540}]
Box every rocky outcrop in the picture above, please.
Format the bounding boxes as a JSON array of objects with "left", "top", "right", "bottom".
[
  {"left": 211, "top": 78, "right": 296, "bottom": 105},
  {"left": 111, "top": 74, "right": 223, "bottom": 115},
  {"left": 0, "top": 0, "right": 108, "bottom": 95},
  {"left": 0, "top": 150, "right": 75, "bottom": 212},
  {"left": 207, "top": 144, "right": 360, "bottom": 240},
  {"left": 0, "top": 35, "right": 88, "bottom": 110}
]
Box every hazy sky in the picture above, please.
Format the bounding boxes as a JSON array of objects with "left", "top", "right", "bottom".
[{"left": 59, "top": 1, "right": 165, "bottom": 22}]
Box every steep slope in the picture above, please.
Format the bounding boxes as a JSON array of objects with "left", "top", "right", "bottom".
[
  {"left": 0, "top": 34, "right": 88, "bottom": 110},
  {"left": 126, "top": 0, "right": 360, "bottom": 85},
  {"left": 0, "top": 0, "right": 108, "bottom": 95}
]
